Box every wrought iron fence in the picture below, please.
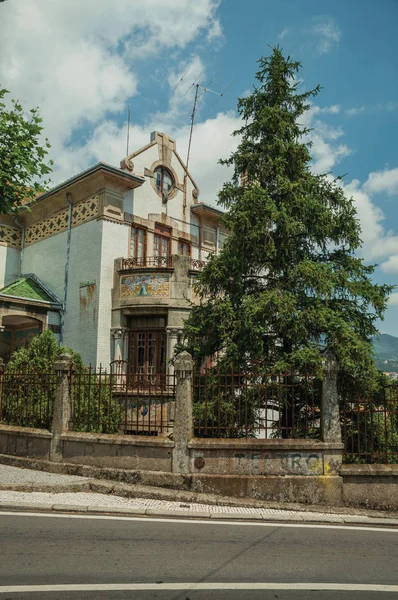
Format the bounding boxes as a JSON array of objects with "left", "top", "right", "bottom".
[
  {"left": 71, "top": 361, "right": 175, "bottom": 436},
  {"left": 341, "top": 384, "right": 398, "bottom": 464},
  {"left": 122, "top": 256, "right": 174, "bottom": 269},
  {"left": 192, "top": 366, "right": 321, "bottom": 439},
  {"left": 121, "top": 256, "right": 206, "bottom": 271},
  {"left": 0, "top": 364, "right": 56, "bottom": 430}
]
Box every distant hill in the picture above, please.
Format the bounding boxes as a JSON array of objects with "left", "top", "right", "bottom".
[{"left": 372, "top": 334, "right": 398, "bottom": 361}]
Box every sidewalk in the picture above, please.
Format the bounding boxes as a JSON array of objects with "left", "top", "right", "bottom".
[{"left": 1, "top": 464, "right": 398, "bottom": 526}]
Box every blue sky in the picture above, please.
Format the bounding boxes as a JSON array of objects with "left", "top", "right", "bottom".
[{"left": 1, "top": 0, "right": 398, "bottom": 334}]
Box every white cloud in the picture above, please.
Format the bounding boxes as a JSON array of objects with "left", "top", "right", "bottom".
[
  {"left": 387, "top": 293, "right": 398, "bottom": 306},
  {"left": 308, "top": 16, "right": 341, "bottom": 55},
  {"left": 345, "top": 106, "right": 366, "bottom": 116},
  {"left": 278, "top": 28, "right": 289, "bottom": 40},
  {"left": 340, "top": 179, "right": 398, "bottom": 261},
  {"left": 381, "top": 257, "right": 398, "bottom": 274},
  {"left": 298, "top": 104, "right": 398, "bottom": 272},
  {"left": 2, "top": 1, "right": 397, "bottom": 279},
  {"left": 0, "top": 0, "right": 222, "bottom": 156},
  {"left": 167, "top": 55, "right": 207, "bottom": 116},
  {"left": 363, "top": 168, "right": 398, "bottom": 197},
  {"left": 300, "top": 104, "right": 351, "bottom": 173}
]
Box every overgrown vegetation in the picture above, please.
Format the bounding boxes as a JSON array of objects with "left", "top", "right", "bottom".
[
  {"left": 0, "top": 88, "right": 52, "bottom": 214},
  {"left": 1, "top": 330, "right": 122, "bottom": 433},
  {"left": 183, "top": 48, "right": 393, "bottom": 392},
  {"left": 183, "top": 47, "right": 395, "bottom": 440}
]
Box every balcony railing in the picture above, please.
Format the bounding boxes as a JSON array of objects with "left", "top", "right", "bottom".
[
  {"left": 121, "top": 256, "right": 206, "bottom": 271},
  {"left": 122, "top": 256, "right": 173, "bottom": 269}
]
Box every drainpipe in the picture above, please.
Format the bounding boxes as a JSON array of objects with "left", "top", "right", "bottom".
[
  {"left": 60, "top": 193, "right": 73, "bottom": 345},
  {"left": 13, "top": 216, "right": 25, "bottom": 277},
  {"left": 216, "top": 223, "right": 220, "bottom": 254}
]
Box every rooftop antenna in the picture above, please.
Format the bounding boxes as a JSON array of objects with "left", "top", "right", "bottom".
[
  {"left": 126, "top": 105, "right": 131, "bottom": 156},
  {"left": 184, "top": 79, "right": 234, "bottom": 172},
  {"left": 172, "top": 70, "right": 233, "bottom": 216}
]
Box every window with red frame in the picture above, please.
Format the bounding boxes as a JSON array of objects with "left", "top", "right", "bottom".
[
  {"left": 178, "top": 240, "right": 190, "bottom": 256},
  {"left": 131, "top": 226, "right": 146, "bottom": 263}
]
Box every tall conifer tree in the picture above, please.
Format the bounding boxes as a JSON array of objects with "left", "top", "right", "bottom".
[{"left": 184, "top": 48, "right": 392, "bottom": 387}]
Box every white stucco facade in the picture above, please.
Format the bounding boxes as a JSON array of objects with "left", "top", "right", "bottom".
[{"left": 0, "top": 132, "right": 227, "bottom": 370}]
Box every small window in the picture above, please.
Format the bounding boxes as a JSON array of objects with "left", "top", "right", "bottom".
[
  {"left": 154, "top": 234, "right": 170, "bottom": 258},
  {"left": 202, "top": 227, "right": 216, "bottom": 247},
  {"left": 178, "top": 240, "right": 191, "bottom": 256},
  {"left": 131, "top": 226, "right": 146, "bottom": 262},
  {"left": 154, "top": 166, "right": 173, "bottom": 196}
]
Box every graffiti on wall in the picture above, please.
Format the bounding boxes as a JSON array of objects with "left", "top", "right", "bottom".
[{"left": 121, "top": 275, "right": 170, "bottom": 298}]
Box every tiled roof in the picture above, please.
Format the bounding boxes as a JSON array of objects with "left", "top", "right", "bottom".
[{"left": 0, "top": 277, "right": 55, "bottom": 303}]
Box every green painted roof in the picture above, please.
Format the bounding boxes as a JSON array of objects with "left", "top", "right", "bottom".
[{"left": 0, "top": 277, "right": 54, "bottom": 303}]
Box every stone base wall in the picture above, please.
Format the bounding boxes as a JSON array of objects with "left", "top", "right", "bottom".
[
  {"left": 188, "top": 439, "right": 342, "bottom": 476},
  {"left": 342, "top": 464, "right": 398, "bottom": 511},
  {"left": 61, "top": 432, "right": 174, "bottom": 472},
  {"left": 0, "top": 425, "right": 51, "bottom": 460},
  {"left": 1, "top": 424, "right": 397, "bottom": 509},
  {"left": 190, "top": 473, "right": 343, "bottom": 505}
]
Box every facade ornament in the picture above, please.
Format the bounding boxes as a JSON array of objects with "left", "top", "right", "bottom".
[
  {"left": 111, "top": 327, "right": 128, "bottom": 340},
  {"left": 166, "top": 327, "right": 184, "bottom": 338}
]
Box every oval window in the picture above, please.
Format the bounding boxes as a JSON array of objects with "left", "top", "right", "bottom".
[{"left": 154, "top": 166, "right": 173, "bottom": 196}]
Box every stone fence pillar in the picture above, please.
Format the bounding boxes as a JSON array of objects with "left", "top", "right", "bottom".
[
  {"left": 50, "top": 353, "right": 73, "bottom": 462},
  {"left": 321, "top": 351, "right": 342, "bottom": 443},
  {"left": 172, "top": 351, "right": 194, "bottom": 474}
]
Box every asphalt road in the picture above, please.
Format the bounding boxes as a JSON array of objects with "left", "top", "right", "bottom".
[{"left": 0, "top": 512, "right": 397, "bottom": 599}]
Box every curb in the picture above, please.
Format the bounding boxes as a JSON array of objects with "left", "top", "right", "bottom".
[{"left": 1, "top": 501, "right": 398, "bottom": 527}]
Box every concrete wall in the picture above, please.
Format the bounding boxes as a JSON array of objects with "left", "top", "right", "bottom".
[
  {"left": 341, "top": 464, "right": 398, "bottom": 511},
  {"left": 61, "top": 432, "right": 173, "bottom": 471},
  {"left": 97, "top": 220, "right": 129, "bottom": 366},
  {"left": 1, "top": 422, "right": 398, "bottom": 509},
  {"left": 23, "top": 230, "right": 67, "bottom": 300},
  {"left": 0, "top": 425, "right": 51, "bottom": 460},
  {"left": 63, "top": 219, "right": 103, "bottom": 365},
  {"left": 188, "top": 439, "right": 341, "bottom": 477},
  {"left": 0, "top": 246, "right": 20, "bottom": 288}
]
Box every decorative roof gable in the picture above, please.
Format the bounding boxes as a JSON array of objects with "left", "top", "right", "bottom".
[{"left": 0, "top": 274, "right": 61, "bottom": 305}]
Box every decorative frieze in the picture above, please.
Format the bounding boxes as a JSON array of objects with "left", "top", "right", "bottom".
[
  {"left": 24, "top": 195, "right": 99, "bottom": 247},
  {"left": 0, "top": 225, "right": 22, "bottom": 249}
]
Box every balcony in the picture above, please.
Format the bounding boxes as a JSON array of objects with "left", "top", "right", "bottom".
[{"left": 121, "top": 256, "right": 206, "bottom": 271}]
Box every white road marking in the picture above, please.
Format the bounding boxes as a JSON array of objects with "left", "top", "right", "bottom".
[
  {"left": 0, "top": 510, "right": 397, "bottom": 533},
  {"left": 0, "top": 583, "right": 398, "bottom": 593}
]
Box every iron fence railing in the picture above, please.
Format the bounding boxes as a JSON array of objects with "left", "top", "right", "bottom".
[
  {"left": 121, "top": 256, "right": 206, "bottom": 271},
  {"left": 0, "top": 365, "right": 56, "bottom": 430},
  {"left": 341, "top": 385, "right": 398, "bottom": 464},
  {"left": 193, "top": 366, "right": 321, "bottom": 439},
  {"left": 122, "top": 256, "right": 174, "bottom": 269},
  {"left": 71, "top": 362, "right": 175, "bottom": 436}
]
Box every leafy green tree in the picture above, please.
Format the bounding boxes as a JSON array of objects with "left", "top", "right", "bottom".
[
  {"left": 0, "top": 88, "right": 52, "bottom": 214},
  {"left": 184, "top": 48, "right": 393, "bottom": 396},
  {"left": 2, "top": 330, "right": 122, "bottom": 433}
]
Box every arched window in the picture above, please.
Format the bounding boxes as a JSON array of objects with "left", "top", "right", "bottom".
[{"left": 154, "top": 166, "right": 173, "bottom": 196}]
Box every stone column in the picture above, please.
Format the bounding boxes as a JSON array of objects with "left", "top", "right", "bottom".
[
  {"left": 172, "top": 351, "right": 194, "bottom": 474},
  {"left": 50, "top": 353, "right": 73, "bottom": 462},
  {"left": 166, "top": 327, "right": 183, "bottom": 376},
  {"left": 111, "top": 328, "right": 128, "bottom": 363},
  {"left": 321, "top": 350, "right": 342, "bottom": 443}
]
